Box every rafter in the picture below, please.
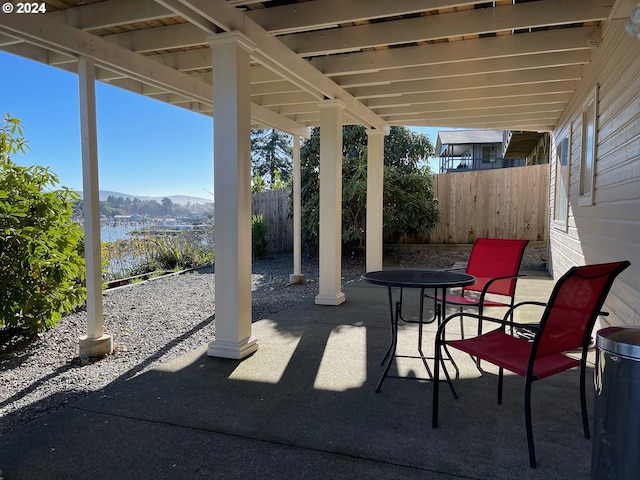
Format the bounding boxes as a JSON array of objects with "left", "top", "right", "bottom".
[
  {"left": 102, "top": 23, "right": 205, "bottom": 53},
  {"left": 47, "top": 0, "right": 171, "bottom": 30},
  {"left": 279, "top": 0, "right": 611, "bottom": 57},
  {"left": 245, "top": 0, "right": 476, "bottom": 35},
  {"left": 310, "top": 27, "right": 598, "bottom": 76},
  {"left": 161, "top": 0, "right": 388, "bottom": 129},
  {"left": 363, "top": 81, "right": 580, "bottom": 109},
  {"left": 350, "top": 65, "right": 584, "bottom": 99},
  {"left": 373, "top": 93, "right": 572, "bottom": 116},
  {"left": 332, "top": 51, "right": 591, "bottom": 88}
]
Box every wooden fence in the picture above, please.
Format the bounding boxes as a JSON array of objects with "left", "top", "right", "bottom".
[
  {"left": 251, "top": 164, "right": 549, "bottom": 252},
  {"left": 426, "top": 164, "right": 549, "bottom": 244},
  {"left": 251, "top": 189, "right": 292, "bottom": 253}
]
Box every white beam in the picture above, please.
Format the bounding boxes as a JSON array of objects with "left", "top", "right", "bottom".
[
  {"left": 333, "top": 50, "right": 591, "bottom": 88},
  {"left": 250, "top": 103, "right": 311, "bottom": 138},
  {"left": 246, "top": 0, "right": 476, "bottom": 34},
  {"left": 47, "top": 0, "right": 171, "bottom": 30},
  {"left": 101, "top": 23, "right": 206, "bottom": 53},
  {"left": 279, "top": 0, "right": 611, "bottom": 56},
  {"left": 310, "top": 27, "right": 598, "bottom": 76},
  {"left": 404, "top": 110, "right": 561, "bottom": 126},
  {"left": 0, "top": 33, "right": 21, "bottom": 46},
  {"left": 375, "top": 92, "right": 572, "bottom": 116},
  {"left": 351, "top": 65, "right": 585, "bottom": 99},
  {"left": 146, "top": 52, "right": 280, "bottom": 83},
  {"left": 251, "top": 80, "right": 302, "bottom": 96},
  {"left": 364, "top": 80, "right": 580, "bottom": 109},
  {"left": 393, "top": 104, "right": 565, "bottom": 123},
  {"left": 252, "top": 91, "right": 318, "bottom": 107},
  {"left": 170, "top": 0, "right": 388, "bottom": 129}
]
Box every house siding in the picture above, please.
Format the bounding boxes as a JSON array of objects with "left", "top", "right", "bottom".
[{"left": 550, "top": 20, "right": 640, "bottom": 328}]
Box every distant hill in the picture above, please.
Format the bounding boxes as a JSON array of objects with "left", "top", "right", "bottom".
[{"left": 87, "top": 190, "right": 213, "bottom": 206}]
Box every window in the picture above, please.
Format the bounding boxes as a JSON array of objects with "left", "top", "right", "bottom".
[
  {"left": 482, "top": 146, "right": 497, "bottom": 163},
  {"left": 553, "top": 134, "right": 570, "bottom": 230},
  {"left": 579, "top": 86, "right": 598, "bottom": 206}
]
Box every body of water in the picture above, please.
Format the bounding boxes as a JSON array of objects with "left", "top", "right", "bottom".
[{"left": 100, "top": 225, "right": 140, "bottom": 242}]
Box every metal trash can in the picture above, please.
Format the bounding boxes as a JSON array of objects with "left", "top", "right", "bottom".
[{"left": 592, "top": 327, "right": 640, "bottom": 480}]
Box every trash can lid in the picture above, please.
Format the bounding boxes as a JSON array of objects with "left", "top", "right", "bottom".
[{"left": 596, "top": 327, "right": 640, "bottom": 359}]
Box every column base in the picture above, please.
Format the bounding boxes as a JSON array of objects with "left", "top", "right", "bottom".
[
  {"left": 208, "top": 336, "right": 258, "bottom": 359},
  {"left": 79, "top": 334, "right": 113, "bottom": 357},
  {"left": 289, "top": 274, "right": 306, "bottom": 284},
  {"left": 315, "top": 292, "right": 346, "bottom": 305}
]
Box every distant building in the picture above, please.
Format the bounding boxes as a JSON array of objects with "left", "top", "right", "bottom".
[{"left": 435, "top": 130, "right": 535, "bottom": 173}]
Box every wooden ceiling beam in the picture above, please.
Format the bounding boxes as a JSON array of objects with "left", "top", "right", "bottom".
[
  {"left": 279, "top": 0, "right": 611, "bottom": 56},
  {"left": 47, "top": 0, "right": 172, "bottom": 30},
  {"left": 363, "top": 80, "right": 580, "bottom": 108},
  {"left": 350, "top": 65, "right": 584, "bottom": 99},
  {"left": 245, "top": 0, "right": 475, "bottom": 35},
  {"left": 374, "top": 92, "right": 572, "bottom": 116},
  {"left": 310, "top": 27, "right": 598, "bottom": 76},
  {"left": 333, "top": 50, "right": 591, "bottom": 88}
]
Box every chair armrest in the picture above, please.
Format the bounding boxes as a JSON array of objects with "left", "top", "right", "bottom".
[
  {"left": 478, "top": 273, "right": 527, "bottom": 296},
  {"left": 436, "top": 301, "right": 546, "bottom": 342},
  {"left": 500, "top": 300, "right": 547, "bottom": 321},
  {"left": 436, "top": 311, "right": 510, "bottom": 342}
]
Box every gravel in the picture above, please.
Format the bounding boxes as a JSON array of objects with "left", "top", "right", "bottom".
[{"left": 0, "top": 245, "right": 546, "bottom": 436}]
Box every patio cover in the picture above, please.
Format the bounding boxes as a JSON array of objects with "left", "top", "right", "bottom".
[{"left": 0, "top": 0, "right": 636, "bottom": 358}]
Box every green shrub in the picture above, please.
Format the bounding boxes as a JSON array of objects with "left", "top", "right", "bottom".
[
  {"left": 251, "top": 214, "right": 269, "bottom": 260},
  {"left": 0, "top": 114, "right": 86, "bottom": 333}
]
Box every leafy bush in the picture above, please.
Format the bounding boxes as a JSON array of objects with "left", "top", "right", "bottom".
[
  {"left": 299, "top": 125, "right": 439, "bottom": 250},
  {"left": 251, "top": 214, "right": 269, "bottom": 260},
  {"left": 0, "top": 114, "right": 86, "bottom": 333}
]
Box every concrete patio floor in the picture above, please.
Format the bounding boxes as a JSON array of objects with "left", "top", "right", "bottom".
[{"left": 0, "top": 271, "right": 596, "bottom": 479}]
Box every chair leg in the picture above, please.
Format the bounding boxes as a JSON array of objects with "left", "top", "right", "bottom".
[
  {"left": 524, "top": 376, "right": 537, "bottom": 468},
  {"left": 498, "top": 367, "right": 504, "bottom": 405},
  {"left": 475, "top": 305, "right": 484, "bottom": 370},
  {"left": 580, "top": 352, "right": 590, "bottom": 439},
  {"left": 432, "top": 338, "right": 441, "bottom": 428}
]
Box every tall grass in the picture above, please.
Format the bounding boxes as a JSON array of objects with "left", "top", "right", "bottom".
[{"left": 101, "top": 227, "right": 215, "bottom": 282}]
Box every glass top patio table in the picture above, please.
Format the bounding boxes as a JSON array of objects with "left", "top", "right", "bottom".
[{"left": 362, "top": 269, "right": 476, "bottom": 393}]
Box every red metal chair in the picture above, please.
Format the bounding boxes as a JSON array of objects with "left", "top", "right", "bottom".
[
  {"left": 432, "top": 261, "right": 631, "bottom": 468},
  {"left": 437, "top": 238, "right": 529, "bottom": 339}
]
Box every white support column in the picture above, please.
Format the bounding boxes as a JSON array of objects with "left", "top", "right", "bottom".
[
  {"left": 207, "top": 31, "right": 258, "bottom": 359},
  {"left": 289, "top": 135, "right": 305, "bottom": 284},
  {"left": 315, "top": 100, "right": 345, "bottom": 306},
  {"left": 78, "top": 56, "right": 112, "bottom": 357},
  {"left": 366, "top": 129, "right": 386, "bottom": 273}
]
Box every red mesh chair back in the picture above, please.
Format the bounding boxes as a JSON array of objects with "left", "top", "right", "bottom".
[
  {"left": 534, "top": 261, "right": 631, "bottom": 358},
  {"left": 464, "top": 238, "right": 529, "bottom": 297}
]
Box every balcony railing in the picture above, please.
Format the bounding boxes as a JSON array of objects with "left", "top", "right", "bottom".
[{"left": 439, "top": 156, "right": 526, "bottom": 173}]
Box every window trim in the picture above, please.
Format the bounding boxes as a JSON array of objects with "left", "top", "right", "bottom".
[
  {"left": 552, "top": 132, "right": 570, "bottom": 231},
  {"left": 579, "top": 85, "right": 598, "bottom": 206}
]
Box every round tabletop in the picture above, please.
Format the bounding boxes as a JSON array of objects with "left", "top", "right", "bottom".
[{"left": 362, "top": 269, "right": 476, "bottom": 289}]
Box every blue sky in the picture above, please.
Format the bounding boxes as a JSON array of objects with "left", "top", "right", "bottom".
[{"left": 0, "top": 51, "right": 441, "bottom": 199}]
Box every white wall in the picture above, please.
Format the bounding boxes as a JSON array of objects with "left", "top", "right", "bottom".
[{"left": 549, "top": 19, "right": 640, "bottom": 328}]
